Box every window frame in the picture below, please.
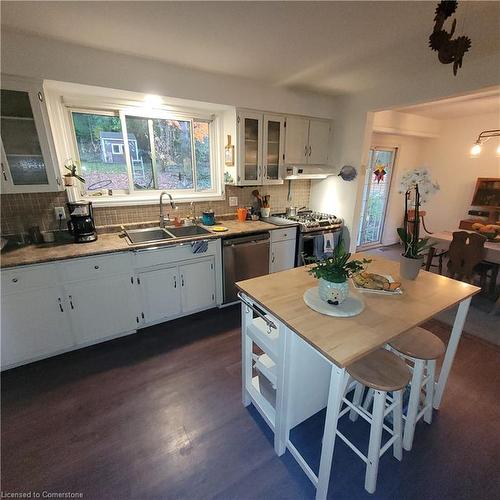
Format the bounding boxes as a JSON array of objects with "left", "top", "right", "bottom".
[{"left": 61, "top": 97, "right": 223, "bottom": 206}]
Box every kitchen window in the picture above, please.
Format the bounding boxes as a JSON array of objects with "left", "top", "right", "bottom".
[{"left": 67, "top": 105, "right": 218, "bottom": 203}]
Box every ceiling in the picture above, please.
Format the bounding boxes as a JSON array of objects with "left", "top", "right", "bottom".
[
  {"left": 397, "top": 88, "right": 500, "bottom": 119},
  {"left": 1, "top": 1, "right": 499, "bottom": 96}
]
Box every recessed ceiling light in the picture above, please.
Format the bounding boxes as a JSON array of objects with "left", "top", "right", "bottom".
[{"left": 144, "top": 94, "right": 162, "bottom": 105}]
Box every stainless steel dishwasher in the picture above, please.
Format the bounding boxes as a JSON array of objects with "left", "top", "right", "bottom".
[{"left": 223, "top": 232, "right": 270, "bottom": 304}]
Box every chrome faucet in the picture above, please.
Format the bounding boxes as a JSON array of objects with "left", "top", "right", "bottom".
[{"left": 159, "top": 191, "right": 176, "bottom": 228}]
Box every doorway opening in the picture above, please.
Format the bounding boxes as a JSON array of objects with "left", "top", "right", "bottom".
[{"left": 357, "top": 147, "right": 397, "bottom": 250}]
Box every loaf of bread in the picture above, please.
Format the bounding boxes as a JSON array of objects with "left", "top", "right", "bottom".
[{"left": 352, "top": 272, "right": 401, "bottom": 292}]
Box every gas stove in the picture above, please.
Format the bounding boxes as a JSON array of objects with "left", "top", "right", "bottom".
[{"left": 269, "top": 210, "right": 343, "bottom": 233}]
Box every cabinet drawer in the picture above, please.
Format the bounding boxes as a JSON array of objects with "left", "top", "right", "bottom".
[
  {"left": 60, "top": 252, "right": 132, "bottom": 282},
  {"left": 134, "top": 240, "right": 218, "bottom": 269},
  {"left": 1, "top": 263, "right": 58, "bottom": 294},
  {"left": 270, "top": 227, "right": 297, "bottom": 243}
]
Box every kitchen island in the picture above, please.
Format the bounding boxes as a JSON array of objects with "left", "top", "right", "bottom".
[{"left": 236, "top": 254, "right": 480, "bottom": 499}]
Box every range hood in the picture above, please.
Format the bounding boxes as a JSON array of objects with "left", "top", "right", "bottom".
[{"left": 284, "top": 166, "right": 334, "bottom": 180}]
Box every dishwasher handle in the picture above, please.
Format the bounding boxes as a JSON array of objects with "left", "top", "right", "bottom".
[{"left": 223, "top": 233, "right": 269, "bottom": 246}]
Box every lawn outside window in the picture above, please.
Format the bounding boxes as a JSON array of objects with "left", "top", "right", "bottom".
[{"left": 67, "top": 104, "right": 221, "bottom": 205}]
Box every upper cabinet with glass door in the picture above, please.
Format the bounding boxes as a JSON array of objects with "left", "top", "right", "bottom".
[
  {"left": 236, "top": 110, "right": 284, "bottom": 186},
  {"left": 0, "top": 76, "right": 61, "bottom": 193}
]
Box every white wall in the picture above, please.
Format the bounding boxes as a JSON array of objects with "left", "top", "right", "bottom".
[
  {"left": 0, "top": 28, "right": 337, "bottom": 118},
  {"left": 373, "top": 111, "right": 440, "bottom": 138},
  {"left": 420, "top": 112, "right": 500, "bottom": 233},
  {"left": 370, "top": 133, "right": 429, "bottom": 246},
  {"left": 310, "top": 47, "right": 500, "bottom": 250}
]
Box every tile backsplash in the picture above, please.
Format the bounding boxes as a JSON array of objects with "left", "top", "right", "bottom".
[{"left": 0, "top": 181, "right": 310, "bottom": 234}]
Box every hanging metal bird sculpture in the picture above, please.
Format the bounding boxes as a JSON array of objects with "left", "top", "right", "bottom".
[{"left": 429, "top": 1, "right": 471, "bottom": 75}]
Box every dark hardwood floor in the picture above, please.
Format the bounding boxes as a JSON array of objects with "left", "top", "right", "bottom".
[{"left": 1, "top": 307, "right": 499, "bottom": 499}]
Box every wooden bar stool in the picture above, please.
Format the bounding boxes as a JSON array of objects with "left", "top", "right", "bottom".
[
  {"left": 389, "top": 327, "right": 445, "bottom": 451},
  {"left": 335, "top": 349, "right": 410, "bottom": 494}
]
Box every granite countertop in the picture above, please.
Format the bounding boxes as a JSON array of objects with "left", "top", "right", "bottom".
[{"left": 0, "top": 219, "right": 297, "bottom": 269}]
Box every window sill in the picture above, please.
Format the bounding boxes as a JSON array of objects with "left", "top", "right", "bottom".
[{"left": 83, "top": 192, "right": 226, "bottom": 207}]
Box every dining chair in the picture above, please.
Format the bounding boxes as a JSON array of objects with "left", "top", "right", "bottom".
[{"left": 447, "top": 231, "right": 497, "bottom": 292}]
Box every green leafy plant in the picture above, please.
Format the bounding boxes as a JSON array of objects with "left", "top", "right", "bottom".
[
  {"left": 64, "top": 161, "right": 85, "bottom": 184},
  {"left": 308, "top": 243, "right": 371, "bottom": 283}
]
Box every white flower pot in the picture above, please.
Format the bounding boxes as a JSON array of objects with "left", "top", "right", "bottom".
[
  {"left": 318, "top": 278, "right": 349, "bottom": 305},
  {"left": 400, "top": 254, "right": 424, "bottom": 280}
]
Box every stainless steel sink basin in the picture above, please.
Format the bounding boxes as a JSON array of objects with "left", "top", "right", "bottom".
[
  {"left": 125, "top": 227, "right": 174, "bottom": 244},
  {"left": 166, "top": 226, "right": 212, "bottom": 237},
  {"left": 124, "top": 225, "right": 212, "bottom": 244}
]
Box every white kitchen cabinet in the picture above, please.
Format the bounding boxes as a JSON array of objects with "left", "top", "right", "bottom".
[
  {"left": 270, "top": 240, "right": 296, "bottom": 273},
  {"left": 236, "top": 110, "right": 285, "bottom": 186},
  {"left": 308, "top": 119, "right": 331, "bottom": 165},
  {"left": 0, "top": 75, "right": 61, "bottom": 193},
  {"left": 179, "top": 257, "right": 216, "bottom": 314},
  {"left": 270, "top": 227, "right": 297, "bottom": 273},
  {"left": 1, "top": 286, "right": 74, "bottom": 368},
  {"left": 64, "top": 274, "right": 137, "bottom": 345},
  {"left": 262, "top": 114, "right": 285, "bottom": 185},
  {"left": 237, "top": 110, "right": 263, "bottom": 186},
  {"left": 137, "top": 266, "right": 182, "bottom": 325},
  {"left": 284, "top": 117, "right": 331, "bottom": 166},
  {"left": 284, "top": 117, "right": 310, "bottom": 164}
]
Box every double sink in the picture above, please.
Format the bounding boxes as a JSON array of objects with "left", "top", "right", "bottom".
[{"left": 125, "top": 225, "right": 212, "bottom": 245}]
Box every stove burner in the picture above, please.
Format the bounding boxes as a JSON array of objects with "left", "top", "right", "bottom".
[{"left": 271, "top": 210, "right": 343, "bottom": 232}]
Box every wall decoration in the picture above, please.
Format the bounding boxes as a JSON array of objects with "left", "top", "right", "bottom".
[
  {"left": 373, "top": 163, "right": 387, "bottom": 184},
  {"left": 225, "top": 135, "right": 235, "bottom": 166},
  {"left": 429, "top": 0, "right": 472, "bottom": 76},
  {"left": 338, "top": 165, "right": 357, "bottom": 181}
]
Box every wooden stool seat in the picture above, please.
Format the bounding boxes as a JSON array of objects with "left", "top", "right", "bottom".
[
  {"left": 348, "top": 349, "right": 411, "bottom": 392},
  {"left": 390, "top": 327, "right": 445, "bottom": 360}
]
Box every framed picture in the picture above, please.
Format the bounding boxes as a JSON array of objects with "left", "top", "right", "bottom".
[{"left": 225, "top": 135, "right": 234, "bottom": 166}]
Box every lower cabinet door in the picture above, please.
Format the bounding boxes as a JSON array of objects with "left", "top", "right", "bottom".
[
  {"left": 138, "top": 266, "right": 182, "bottom": 325},
  {"left": 1, "top": 287, "right": 74, "bottom": 368},
  {"left": 270, "top": 240, "right": 296, "bottom": 273},
  {"left": 180, "top": 258, "right": 216, "bottom": 314},
  {"left": 65, "top": 274, "right": 137, "bottom": 345}
]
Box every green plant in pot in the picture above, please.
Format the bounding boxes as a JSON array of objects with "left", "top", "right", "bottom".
[
  {"left": 64, "top": 161, "right": 85, "bottom": 187},
  {"left": 308, "top": 243, "right": 370, "bottom": 305}
]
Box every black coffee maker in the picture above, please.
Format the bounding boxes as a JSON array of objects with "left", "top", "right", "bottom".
[{"left": 67, "top": 201, "right": 97, "bottom": 243}]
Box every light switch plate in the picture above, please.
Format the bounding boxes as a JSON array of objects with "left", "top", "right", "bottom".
[
  {"left": 229, "top": 196, "right": 238, "bottom": 207},
  {"left": 54, "top": 206, "right": 66, "bottom": 220}
]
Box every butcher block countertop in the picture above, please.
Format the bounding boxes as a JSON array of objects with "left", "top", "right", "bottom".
[
  {"left": 236, "top": 254, "right": 480, "bottom": 368},
  {"left": 1, "top": 219, "right": 296, "bottom": 269}
]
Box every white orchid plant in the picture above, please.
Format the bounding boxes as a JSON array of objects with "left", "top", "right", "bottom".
[
  {"left": 397, "top": 168, "right": 439, "bottom": 259},
  {"left": 398, "top": 167, "right": 439, "bottom": 204}
]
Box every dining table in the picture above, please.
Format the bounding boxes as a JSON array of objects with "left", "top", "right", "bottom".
[
  {"left": 427, "top": 230, "right": 500, "bottom": 265},
  {"left": 236, "top": 253, "right": 480, "bottom": 500}
]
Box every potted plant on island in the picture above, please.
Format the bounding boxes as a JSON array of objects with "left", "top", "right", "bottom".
[
  {"left": 308, "top": 243, "right": 371, "bottom": 305},
  {"left": 397, "top": 168, "right": 439, "bottom": 280}
]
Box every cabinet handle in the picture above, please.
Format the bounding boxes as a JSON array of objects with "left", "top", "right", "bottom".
[
  {"left": 174, "top": 275, "right": 177, "bottom": 288},
  {"left": 304, "top": 145, "right": 308, "bottom": 158},
  {"left": 137, "top": 277, "right": 141, "bottom": 285},
  {"left": 94, "top": 265, "right": 100, "bottom": 270},
  {"left": 181, "top": 275, "right": 185, "bottom": 287},
  {"left": 69, "top": 295, "right": 74, "bottom": 310},
  {"left": 58, "top": 297, "right": 64, "bottom": 312},
  {"left": 11, "top": 278, "right": 18, "bottom": 283},
  {"left": 1, "top": 163, "right": 7, "bottom": 182},
  {"left": 37, "top": 91, "right": 44, "bottom": 102},
  {"left": 271, "top": 252, "right": 275, "bottom": 263},
  {"left": 309, "top": 146, "right": 312, "bottom": 157},
  {"left": 136, "top": 316, "right": 140, "bottom": 323},
  {"left": 141, "top": 312, "right": 145, "bottom": 319}
]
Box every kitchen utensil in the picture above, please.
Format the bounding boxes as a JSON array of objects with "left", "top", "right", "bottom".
[
  {"left": 201, "top": 211, "right": 216, "bottom": 226},
  {"left": 261, "top": 207, "right": 271, "bottom": 218},
  {"left": 338, "top": 165, "right": 357, "bottom": 181},
  {"left": 237, "top": 208, "right": 248, "bottom": 222},
  {"left": 251, "top": 214, "right": 259, "bottom": 221},
  {"left": 286, "top": 206, "right": 307, "bottom": 217},
  {"left": 212, "top": 226, "right": 229, "bottom": 232},
  {"left": 67, "top": 201, "right": 97, "bottom": 243}
]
